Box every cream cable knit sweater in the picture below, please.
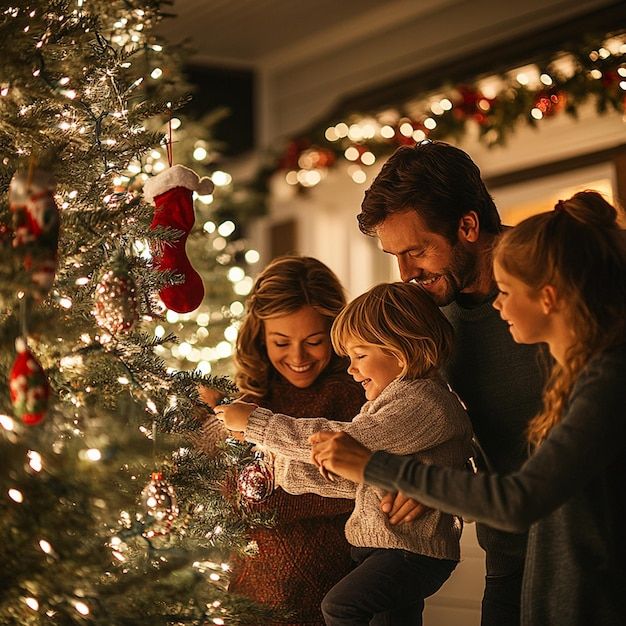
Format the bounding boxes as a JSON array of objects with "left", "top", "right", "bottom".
[{"left": 245, "top": 376, "right": 473, "bottom": 561}]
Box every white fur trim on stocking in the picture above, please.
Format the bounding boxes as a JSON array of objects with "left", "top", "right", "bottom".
[{"left": 143, "top": 164, "right": 214, "bottom": 203}]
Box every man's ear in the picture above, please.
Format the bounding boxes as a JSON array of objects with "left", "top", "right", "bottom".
[
  {"left": 539, "top": 285, "right": 559, "bottom": 315},
  {"left": 458, "top": 211, "right": 480, "bottom": 243}
]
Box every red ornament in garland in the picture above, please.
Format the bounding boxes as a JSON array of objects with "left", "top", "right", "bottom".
[
  {"left": 600, "top": 69, "right": 620, "bottom": 90},
  {"left": 144, "top": 164, "right": 213, "bottom": 314},
  {"left": 533, "top": 89, "right": 566, "bottom": 117},
  {"left": 278, "top": 138, "right": 311, "bottom": 171},
  {"left": 9, "top": 338, "right": 50, "bottom": 426},
  {"left": 314, "top": 147, "right": 336, "bottom": 169},
  {"left": 454, "top": 85, "right": 493, "bottom": 125},
  {"left": 8, "top": 168, "right": 60, "bottom": 296},
  {"left": 298, "top": 146, "right": 336, "bottom": 169},
  {"left": 393, "top": 122, "right": 422, "bottom": 146}
]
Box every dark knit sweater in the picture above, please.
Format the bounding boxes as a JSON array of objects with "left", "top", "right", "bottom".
[
  {"left": 441, "top": 295, "right": 546, "bottom": 570},
  {"left": 365, "top": 344, "right": 626, "bottom": 626},
  {"left": 229, "top": 369, "right": 365, "bottom": 626},
  {"left": 441, "top": 294, "right": 545, "bottom": 473}
]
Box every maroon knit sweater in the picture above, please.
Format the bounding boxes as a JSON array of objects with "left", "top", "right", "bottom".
[{"left": 230, "top": 368, "right": 364, "bottom": 626}]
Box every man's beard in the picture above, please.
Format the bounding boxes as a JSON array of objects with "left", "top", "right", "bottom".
[{"left": 428, "top": 242, "right": 479, "bottom": 307}]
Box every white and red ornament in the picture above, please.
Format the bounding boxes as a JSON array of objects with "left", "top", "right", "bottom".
[
  {"left": 144, "top": 164, "right": 213, "bottom": 314},
  {"left": 237, "top": 450, "right": 274, "bottom": 504},
  {"left": 141, "top": 471, "right": 179, "bottom": 537},
  {"left": 9, "top": 338, "right": 50, "bottom": 426},
  {"left": 93, "top": 263, "right": 140, "bottom": 335},
  {"left": 8, "top": 168, "right": 59, "bottom": 294}
]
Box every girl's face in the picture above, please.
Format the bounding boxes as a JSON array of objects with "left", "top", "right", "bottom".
[
  {"left": 264, "top": 306, "right": 332, "bottom": 388},
  {"left": 493, "top": 260, "right": 551, "bottom": 345},
  {"left": 345, "top": 339, "right": 404, "bottom": 401}
]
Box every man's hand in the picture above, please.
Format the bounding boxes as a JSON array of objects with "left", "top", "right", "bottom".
[
  {"left": 380, "top": 492, "right": 428, "bottom": 525},
  {"left": 309, "top": 431, "right": 373, "bottom": 484},
  {"left": 213, "top": 401, "right": 257, "bottom": 433}
]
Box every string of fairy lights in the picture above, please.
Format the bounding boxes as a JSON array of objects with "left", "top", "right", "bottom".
[{"left": 275, "top": 31, "right": 626, "bottom": 191}]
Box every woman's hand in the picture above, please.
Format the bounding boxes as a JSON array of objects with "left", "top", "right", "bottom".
[
  {"left": 309, "top": 431, "right": 373, "bottom": 484},
  {"left": 213, "top": 401, "right": 257, "bottom": 433},
  {"left": 198, "top": 385, "right": 225, "bottom": 409}
]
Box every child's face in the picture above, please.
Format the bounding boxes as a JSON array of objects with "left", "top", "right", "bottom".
[
  {"left": 345, "top": 340, "right": 404, "bottom": 401},
  {"left": 493, "top": 260, "right": 550, "bottom": 345},
  {"left": 264, "top": 306, "right": 332, "bottom": 389}
]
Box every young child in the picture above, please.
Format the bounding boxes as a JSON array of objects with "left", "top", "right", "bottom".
[
  {"left": 215, "top": 282, "right": 473, "bottom": 625},
  {"left": 310, "top": 191, "right": 626, "bottom": 626}
]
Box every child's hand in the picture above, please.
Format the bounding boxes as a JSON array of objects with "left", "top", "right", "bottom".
[
  {"left": 213, "top": 401, "right": 257, "bottom": 433},
  {"left": 309, "top": 431, "right": 372, "bottom": 484}
]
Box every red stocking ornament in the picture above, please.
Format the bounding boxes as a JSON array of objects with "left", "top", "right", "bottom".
[{"left": 144, "top": 165, "right": 213, "bottom": 313}]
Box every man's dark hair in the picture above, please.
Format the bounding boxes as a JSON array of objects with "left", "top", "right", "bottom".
[{"left": 358, "top": 141, "right": 501, "bottom": 241}]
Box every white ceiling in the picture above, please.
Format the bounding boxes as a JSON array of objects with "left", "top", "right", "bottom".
[{"left": 160, "top": 0, "right": 462, "bottom": 68}]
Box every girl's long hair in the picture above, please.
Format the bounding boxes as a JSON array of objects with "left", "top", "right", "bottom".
[
  {"left": 235, "top": 256, "right": 347, "bottom": 398},
  {"left": 494, "top": 191, "right": 626, "bottom": 447}
]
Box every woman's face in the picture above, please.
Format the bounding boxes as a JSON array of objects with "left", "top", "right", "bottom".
[{"left": 263, "top": 306, "right": 333, "bottom": 388}]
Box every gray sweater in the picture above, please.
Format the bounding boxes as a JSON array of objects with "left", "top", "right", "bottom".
[
  {"left": 246, "top": 376, "right": 473, "bottom": 560},
  {"left": 365, "top": 344, "right": 626, "bottom": 626}
]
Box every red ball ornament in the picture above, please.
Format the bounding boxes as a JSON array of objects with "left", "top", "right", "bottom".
[
  {"left": 237, "top": 450, "right": 274, "bottom": 504},
  {"left": 9, "top": 338, "right": 50, "bottom": 426}
]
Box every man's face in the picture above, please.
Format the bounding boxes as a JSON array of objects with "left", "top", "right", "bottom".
[{"left": 375, "top": 210, "right": 478, "bottom": 307}]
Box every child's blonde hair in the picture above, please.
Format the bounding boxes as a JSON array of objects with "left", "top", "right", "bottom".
[
  {"left": 494, "top": 191, "right": 626, "bottom": 446},
  {"left": 331, "top": 282, "right": 453, "bottom": 380}
]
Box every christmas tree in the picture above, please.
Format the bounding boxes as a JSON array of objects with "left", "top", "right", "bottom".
[{"left": 0, "top": 1, "right": 274, "bottom": 623}]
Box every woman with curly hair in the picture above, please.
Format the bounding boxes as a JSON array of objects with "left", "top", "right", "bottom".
[{"left": 202, "top": 255, "right": 364, "bottom": 626}]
